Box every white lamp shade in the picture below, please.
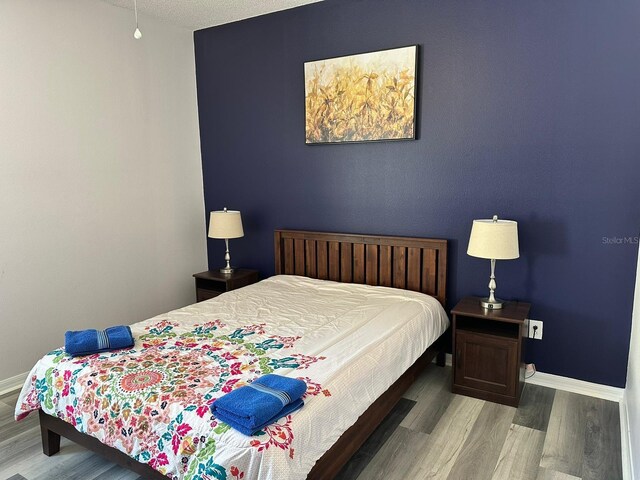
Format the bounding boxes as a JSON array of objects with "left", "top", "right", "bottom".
[
  {"left": 208, "top": 210, "right": 244, "bottom": 239},
  {"left": 467, "top": 217, "right": 519, "bottom": 260}
]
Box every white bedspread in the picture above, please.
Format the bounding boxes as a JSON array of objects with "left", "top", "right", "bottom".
[{"left": 16, "top": 275, "right": 449, "bottom": 480}]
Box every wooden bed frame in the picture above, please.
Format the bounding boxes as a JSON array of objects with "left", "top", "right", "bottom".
[{"left": 39, "top": 230, "right": 449, "bottom": 480}]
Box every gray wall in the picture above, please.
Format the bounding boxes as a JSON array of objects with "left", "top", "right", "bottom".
[{"left": 0, "top": 0, "right": 206, "bottom": 381}]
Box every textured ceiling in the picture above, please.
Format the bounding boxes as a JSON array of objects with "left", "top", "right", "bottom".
[{"left": 100, "top": 0, "right": 323, "bottom": 30}]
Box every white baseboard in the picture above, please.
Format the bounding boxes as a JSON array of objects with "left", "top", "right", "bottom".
[
  {"left": 0, "top": 371, "right": 28, "bottom": 396},
  {"left": 433, "top": 355, "right": 624, "bottom": 402},
  {"left": 525, "top": 371, "right": 624, "bottom": 402},
  {"left": 620, "top": 396, "right": 634, "bottom": 480}
]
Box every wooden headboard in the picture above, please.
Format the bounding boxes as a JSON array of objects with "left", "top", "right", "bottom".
[{"left": 274, "top": 230, "right": 447, "bottom": 307}]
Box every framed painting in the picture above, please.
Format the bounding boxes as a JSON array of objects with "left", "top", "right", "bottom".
[{"left": 304, "top": 45, "right": 418, "bottom": 145}]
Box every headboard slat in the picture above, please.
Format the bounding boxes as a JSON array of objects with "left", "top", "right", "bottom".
[
  {"left": 294, "top": 239, "right": 305, "bottom": 276},
  {"left": 317, "top": 240, "right": 328, "bottom": 280},
  {"left": 379, "top": 245, "right": 393, "bottom": 288},
  {"left": 353, "top": 244, "right": 365, "bottom": 284},
  {"left": 407, "top": 247, "right": 422, "bottom": 291},
  {"left": 305, "top": 239, "right": 317, "bottom": 277},
  {"left": 340, "top": 242, "right": 353, "bottom": 283},
  {"left": 393, "top": 246, "right": 407, "bottom": 290},
  {"left": 328, "top": 241, "right": 340, "bottom": 282},
  {"left": 365, "top": 244, "right": 379, "bottom": 286},
  {"left": 284, "top": 238, "right": 294, "bottom": 275},
  {"left": 275, "top": 230, "right": 447, "bottom": 306},
  {"left": 422, "top": 249, "right": 437, "bottom": 295}
]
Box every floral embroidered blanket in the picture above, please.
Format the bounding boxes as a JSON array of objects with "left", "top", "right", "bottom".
[{"left": 16, "top": 275, "right": 448, "bottom": 480}]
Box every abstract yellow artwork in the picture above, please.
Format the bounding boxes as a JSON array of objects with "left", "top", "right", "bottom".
[{"left": 304, "top": 45, "right": 417, "bottom": 144}]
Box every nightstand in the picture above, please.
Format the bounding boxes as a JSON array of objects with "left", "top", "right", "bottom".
[
  {"left": 451, "top": 296, "right": 530, "bottom": 407},
  {"left": 192, "top": 269, "right": 259, "bottom": 302}
]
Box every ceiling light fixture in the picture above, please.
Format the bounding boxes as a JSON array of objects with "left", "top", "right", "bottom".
[{"left": 133, "top": 0, "right": 142, "bottom": 39}]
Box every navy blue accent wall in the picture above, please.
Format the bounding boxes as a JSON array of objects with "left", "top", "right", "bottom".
[{"left": 194, "top": 0, "right": 640, "bottom": 387}]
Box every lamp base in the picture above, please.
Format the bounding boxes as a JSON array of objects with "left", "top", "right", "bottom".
[
  {"left": 480, "top": 297, "right": 504, "bottom": 310},
  {"left": 219, "top": 267, "right": 234, "bottom": 275}
]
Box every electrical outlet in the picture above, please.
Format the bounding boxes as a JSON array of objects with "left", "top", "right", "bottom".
[{"left": 528, "top": 319, "right": 543, "bottom": 340}]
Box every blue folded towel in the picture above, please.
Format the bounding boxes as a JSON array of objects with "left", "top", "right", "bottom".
[
  {"left": 65, "top": 326, "right": 134, "bottom": 357},
  {"left": 211, "top": 374, "right": 307, "bottom": 435}
]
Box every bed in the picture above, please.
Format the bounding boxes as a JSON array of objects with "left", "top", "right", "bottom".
[{"left": 16, "top": 230, "right": 449, "bottom": 480}]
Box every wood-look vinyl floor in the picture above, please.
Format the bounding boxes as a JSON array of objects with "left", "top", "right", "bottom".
[{"left": 0, "top": 365, "right": 622, "bottom": 480}]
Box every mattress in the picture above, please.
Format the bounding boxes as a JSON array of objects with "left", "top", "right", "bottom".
[{"left": 15, "top": 275, "right": 449, "bottom": 480}]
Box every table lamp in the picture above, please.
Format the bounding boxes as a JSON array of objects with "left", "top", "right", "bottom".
[
  {"left": 467, "top": 215, "right": 519, "bottom": 309},
  {"left": 208, "top": 208, "right": 244, "bottom": 274}
]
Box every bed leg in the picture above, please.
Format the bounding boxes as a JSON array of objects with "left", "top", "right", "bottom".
[
  {"left": 39, "top": 412, "right": 61, "bottom": 456},
  {"left": 436, "top": 350, "right": 446, "bottom": 367},
  {"left": 41, "top": 425, "right": 61, "bottom": 456}
]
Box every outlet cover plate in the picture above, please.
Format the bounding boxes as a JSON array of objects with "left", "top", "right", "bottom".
[{"left": 528, "top": 319, "right": 543, "bottom": 340}]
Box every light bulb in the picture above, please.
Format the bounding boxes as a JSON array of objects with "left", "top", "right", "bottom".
[{"left": 134, "top": 27, "right": 142, "bottom": 39}]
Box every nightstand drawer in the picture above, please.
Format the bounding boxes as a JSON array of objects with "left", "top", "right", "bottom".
[
  {"left": 193, "top": 269, "right": 259, "bottom": 303},
  {"left": 454, "top": 330, "right": 518, "bottom": 397},
  {"left": 196, "top": 288, "right": 222, "bottom": 302}
]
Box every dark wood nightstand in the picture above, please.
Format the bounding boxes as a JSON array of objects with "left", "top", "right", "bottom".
[
  {"left": 192, "top": 269, "right": 259, "bottom": 302},
  {"left": 451, "top": 296, "right": 530, "bottom": 407}
]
